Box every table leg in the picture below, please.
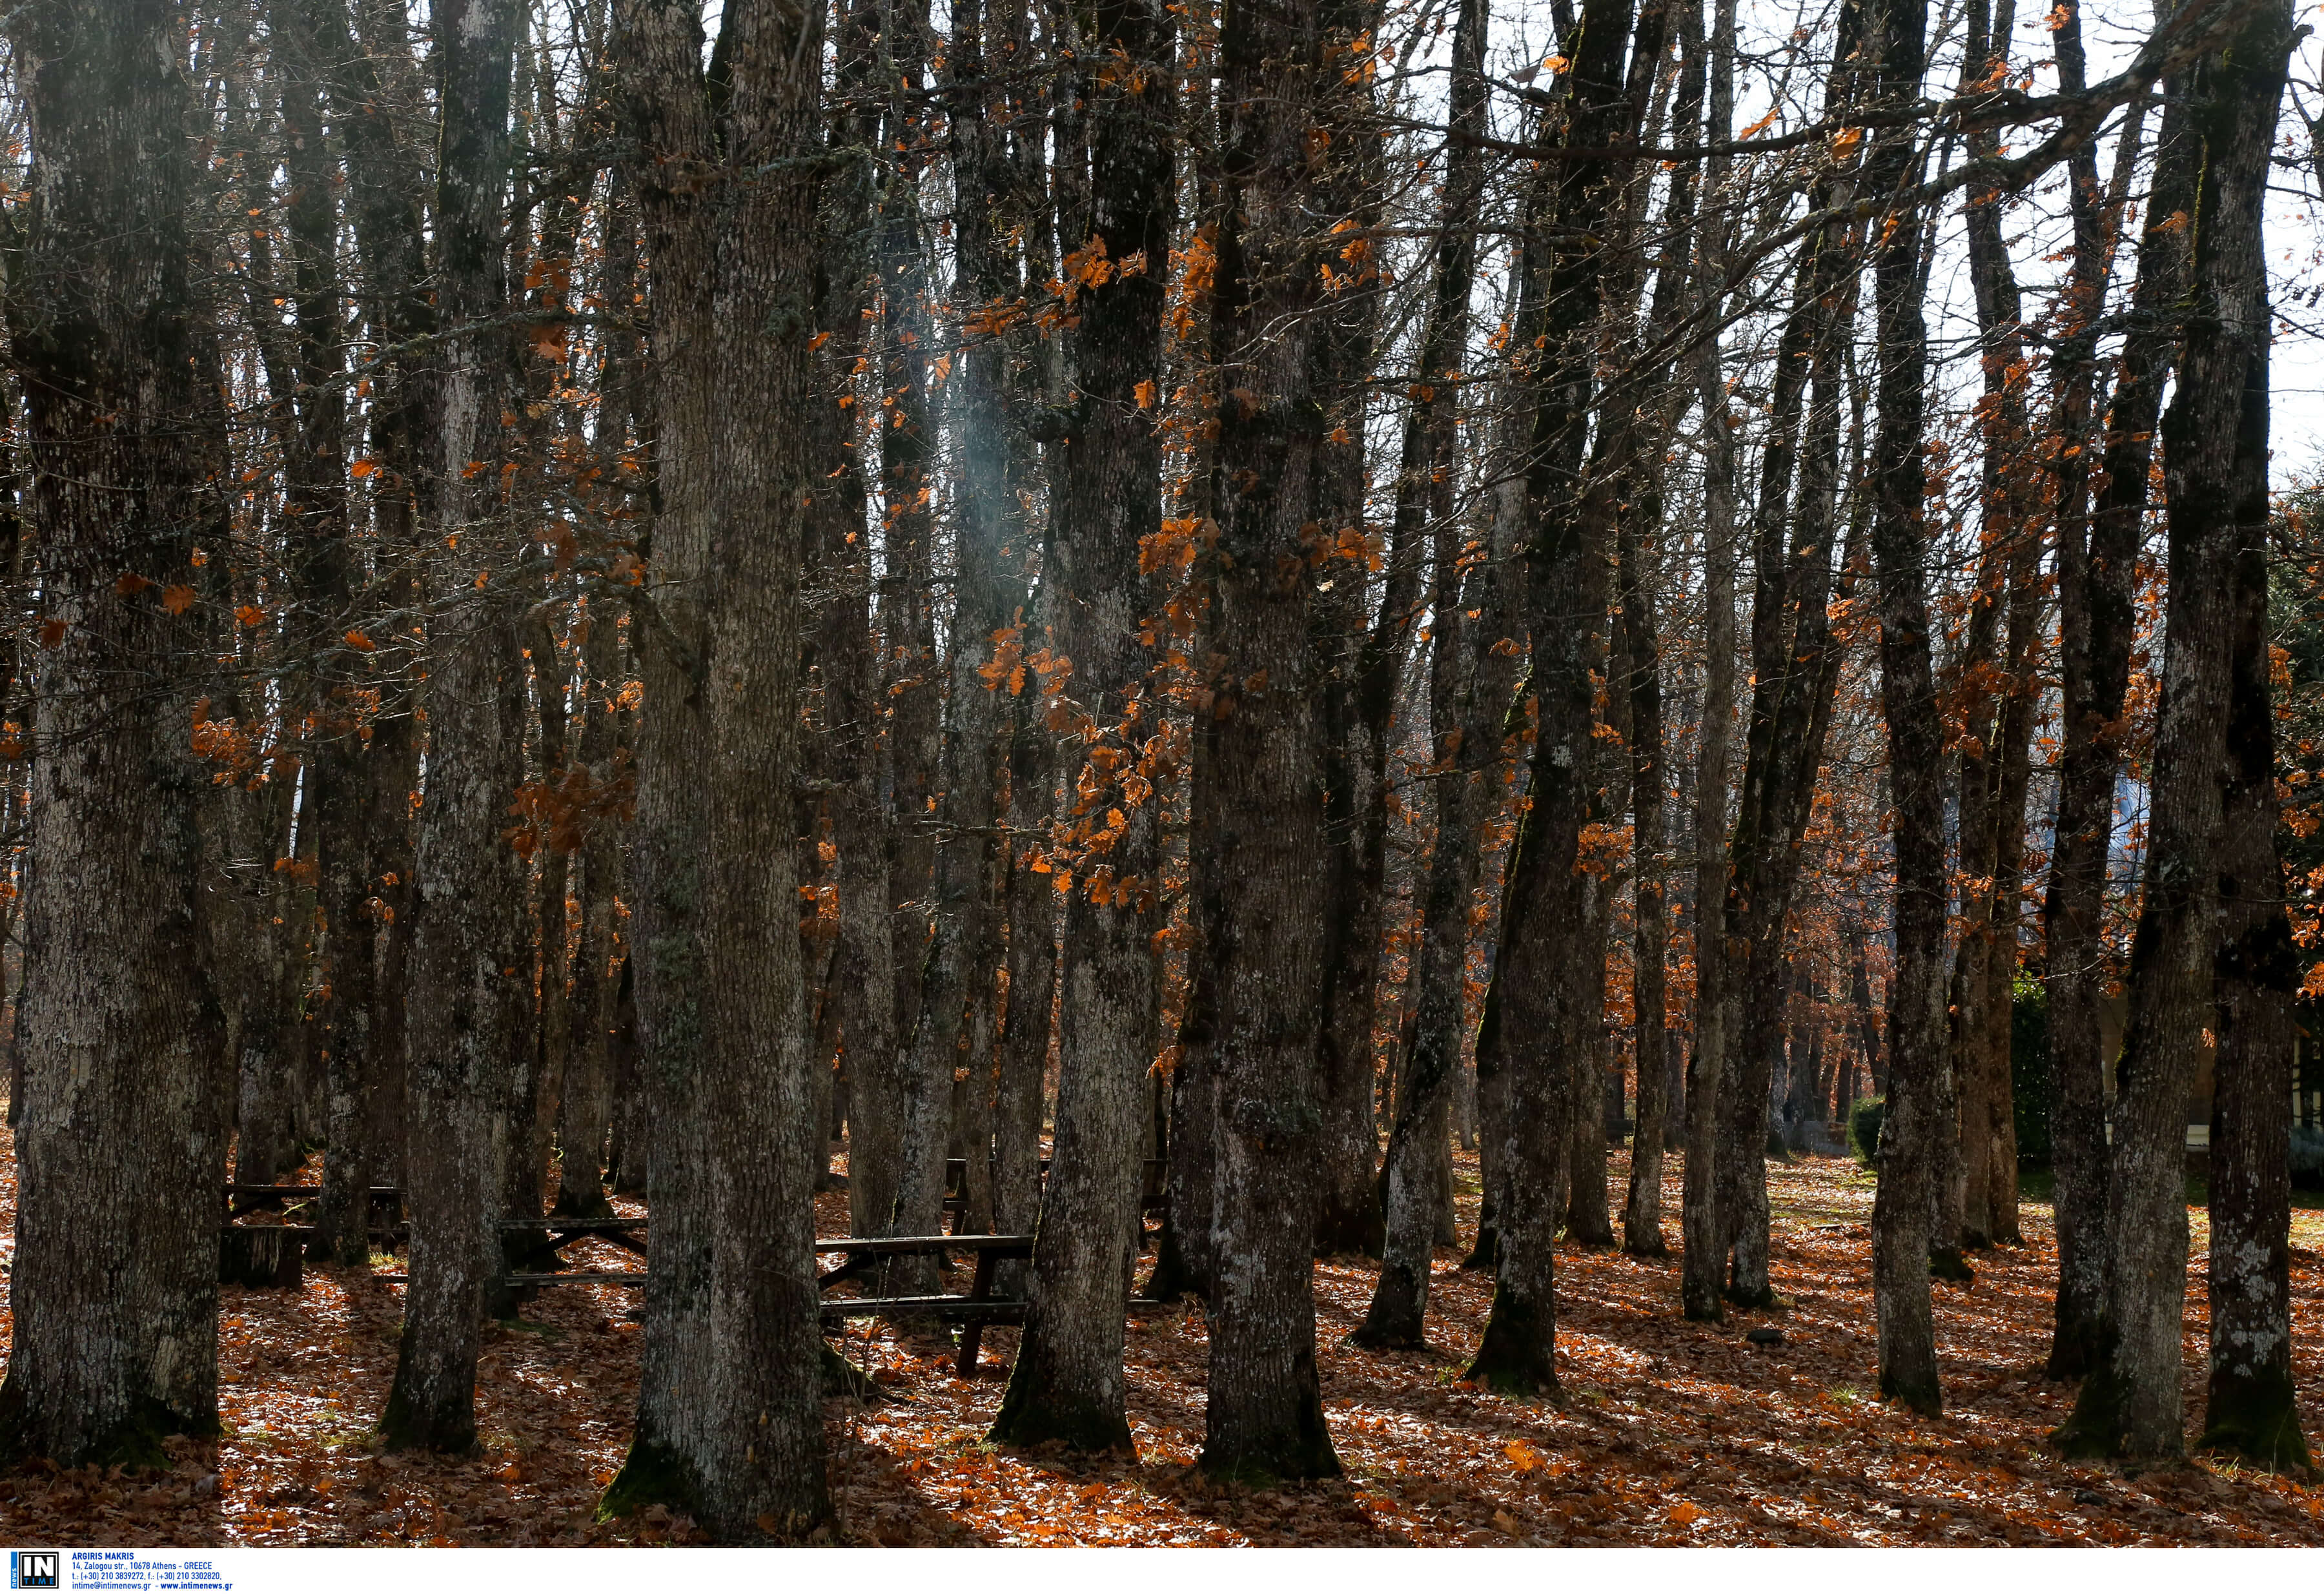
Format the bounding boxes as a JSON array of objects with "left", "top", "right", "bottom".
[{"left": 955, "top": 1249, "right": 997, "bottom": 1377}]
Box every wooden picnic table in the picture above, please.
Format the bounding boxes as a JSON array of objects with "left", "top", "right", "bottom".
[
  {"left": 226, "top": 1182, "right": 403, "bottom": 1218},
  {"left": 243, "top": 1165, "right": 1172, "bottom": 1376},
  {"left": 935, "top": 1158, "right": 1167, "bottom": 1237},
  {"left": 818, "top": 1233, "right": 1034, "bottom": 1375}
]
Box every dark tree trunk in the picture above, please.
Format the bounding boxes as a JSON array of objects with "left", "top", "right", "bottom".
[
  {"left": 879, "top": 30, "right": 944, "bottom": 1233},
  {"left": 1678, "top": 0, "right": 1739, "bottom": 1323},
  {"left": 994, "top": 709, "right": 1056, "bottom": 1280},
  {"left": 2059, "top": 0, "right": 2290, "bottom": 1461},
  {"left": 691, "top": 0, "right": 836, "bottom": 1535},
  {"left": 1618, "top": 524, "right": 1671, "bottom": 1255},
  {"left": 0, "top": 0, "right": 229, "bottom": 1468},
  {"left": 1308, "top": 0, "right": 1398, "bottom": 1262},
  {"left": 1454, "top": 269, "right": 1534, "bottom": 1280},
  {"left": 274, "top": 0, "right": 377, "bottom": 1273},
  {"left": 1862, "top": 0, "right": 1942, "bottom": 1417},
  {"left": 1469, "top": 0, "right": 1663, "bottom": 1392},
  {"left": 2201, "top": 436, "right": 2310, "bottom": 1471},
  {"left": 893, "top": 0, "right": 1024, "bottom": 1274},
  {"left": 329, "top": 0, "right": 434, "bottom": 1201},
  {"left": 1613, "top": 0, "right": 1704, "bottom": 1258},
  {"left": 1709, "top": 23, "right": 1864, "bottom": 1303},
  {"left": 990, "top": 0, "right": 1174, "bottom": 1453},
  {"left": 2203, "top": 444, "right": 2314, "bottom": 1478},
  {"left": 1193, "top": 0, "right": 1347, "bottom": 1480},
  {"left": 606, "top": 0, "right": 720, "bottom": 1511},
  {"left": 382, "top": 0, "right": 527, "bottom": 1455},
  {"left": 988, "top": 11, "right": 1060, "bottom": 1282},
  {"left": 2041, "top": 14, "right": 2185, "bottom": 1380},
  {"left": 555, "top": 590, "right": 624, "bottom": 1219},
  {"left": 814, "top": 0, "right": 904, "bottom": 1247},
  {"left": 1350, "top": 0, "right": 1491, "bottom": 1347},
  {"left": 1946, "top": 0, "right": 2039, "bottom": 1256}
]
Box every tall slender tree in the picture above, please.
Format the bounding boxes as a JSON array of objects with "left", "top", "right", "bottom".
[
  {"left": 1352, "top": 0, "right": 1492, "bottom": 1349},
  {"left": 1194, "top": 0, "right": 1348, "bottom": 1480},
  {"left": 692, "top": 0, "right": 837, "bottom": 1533},
  {"left": 2057, "top": 0, "right": 2293, "bottom": 1462},
  {"left": 990, "top": 0, "right": 1176, "bottom": 1453},
  {"left": 1862, "top": 0, "right": 1942, "bottom": 1416},
  {"left": 383, "top": 0, "right": 530, "bottom": 1453}
]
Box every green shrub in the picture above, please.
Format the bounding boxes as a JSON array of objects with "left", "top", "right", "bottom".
[
  {"left": 2011, "top": 974, "right": 2052, "bottom": 1167},
  {"left": 1850, "top": 1096, "right": 1885, "bottom": 1165}
]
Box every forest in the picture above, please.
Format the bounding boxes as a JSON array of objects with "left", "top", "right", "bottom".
[{"left": 1, "top": 0, "right": 2323, "bottom": 1551}]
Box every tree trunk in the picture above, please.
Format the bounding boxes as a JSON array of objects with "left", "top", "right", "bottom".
[
  {"left": 811, "top": 0, "right": 901, "bottom": 1248},
  {"left": 272, "top": 0, "right": 380, "bottom": 1273},
  {"left": 690, "top": 0, "right": 836, "bottom": 1533},
  {"left": 1308, "top": 0, "right": 1398, "bottom": 1261},
  {"left": 1944, "top": 0, "right": 2039, "bottom": 1256},
  {"left": 605, "top": 0, "right": 721, "bottom": 1511},
  {"left": 1193, "top": 0, "right": 1346, "bottom": 1480},
  {"left": 1619, "top": 493, "right": 1673, "bottom": 1252},
  {"left": 994, "top": 709, "right": 1055, "bottom": 1282},
  {"left": 0, "top": 0, "right": 229, "bottom": 1467},
  {"left": 2041, "top": 11, "right": 2184, "bottom": 1380},
  {"left": 1469, "top": 0, "right": 1664, "bottom": 1391},
  {"left": 1862, "top": 0, "right": 1942, "bottom": 1416},
  {"left": 877, "top": 33, "right": 943, "bottom": 1193},
  {"left": 382, "top": 0, "right": 527, "bottom": 1455},
  {"left": 1678, "top": 0, "right": 1738, "bottom": 1323},
  {"left": 555, "top": 589, "right": 626, "bottom": 1220},
  {"left": 990, "top": 0, "right": 1173, "bottom": 1453},
  {"left": 2058, "top": 0, "right": 2290, "bottom": 1460},
  {"left": 2201, "top": 460, "right": 2310, "bottom": 1470},
  {"left": 1709, "top": 17, "right": 1865, "bottom": 1302},
  {"left": 1351, "top": 0, "right": 1490, "bottom": 1346}
]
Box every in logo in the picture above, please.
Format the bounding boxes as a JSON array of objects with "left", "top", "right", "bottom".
[{"left": 10, "top": 1553, "right": 57, "bottom": 1591}]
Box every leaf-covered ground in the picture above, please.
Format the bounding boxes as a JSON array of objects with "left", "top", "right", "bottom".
[{"left": 6, "top": 1123, "right": 2324, "bottom": 1546}]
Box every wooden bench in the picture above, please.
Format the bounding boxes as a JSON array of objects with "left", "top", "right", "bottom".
[{"left": 819, "top": 1233, "right": 1034, "bottom": 1376}]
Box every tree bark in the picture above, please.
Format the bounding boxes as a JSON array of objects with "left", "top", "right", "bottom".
[
  {"left": 2041, "top": 10, "right": 2184, "bottom": 1380},
  {"left": 1709, "top": 18, "right": 1864, "bottom": 1304},
  {"left": 0, "top": 0, "right": 230, "bottom": 1468},
  {"left": 1350, "top": 0, "right": 1490, "bottom": 1347},
  {"left": 272, "top": 0, "right": 379, "bottom": 1273},
  {"left": 990, "top": 0, "right": 1174, "bottom": 1454},
  {"left": 555, "top": 583, "right": 627, "bottom": 1219},
  {"left": 1308, "top": 0, "right": 1398, "bottom": 1262},
  {"left": 1469, "top": 0, "right": 1662, "bottom": 1391},
  {"left": 1678, "top": 0, "right": 1738, "bottom": 1323},
  {"left": 2057, "top": 0, "right": 2290, "bottom": 1461},
  {"left": 691, "top": 0, "right": 836, "bottom": 1533},
  {"left": 814, "top": 0, "right": 904, "bottom": 1247},
  {"left": 382, "top": 0, "right": 527, "bottom": 1455},
  {"left": 1682, "top": 0, "right": 1738, "bottom": 1320},
  {"left": 2201, "top": 432, "right": 2311, "bottom": 1471},
  {"left": 605, "top": 0, "right": 721, "bottom": 1511},
  {"left": 1193, "top": 0, "right": 1345, "bottom": 1480},
  {"left": 1862, "top": 0, "right": 1942, "bottom": 1416}
]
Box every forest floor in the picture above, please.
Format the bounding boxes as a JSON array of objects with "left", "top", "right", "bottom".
[{"left": 6, "top": 1123, "right": 2324, "bottom": 1546}]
